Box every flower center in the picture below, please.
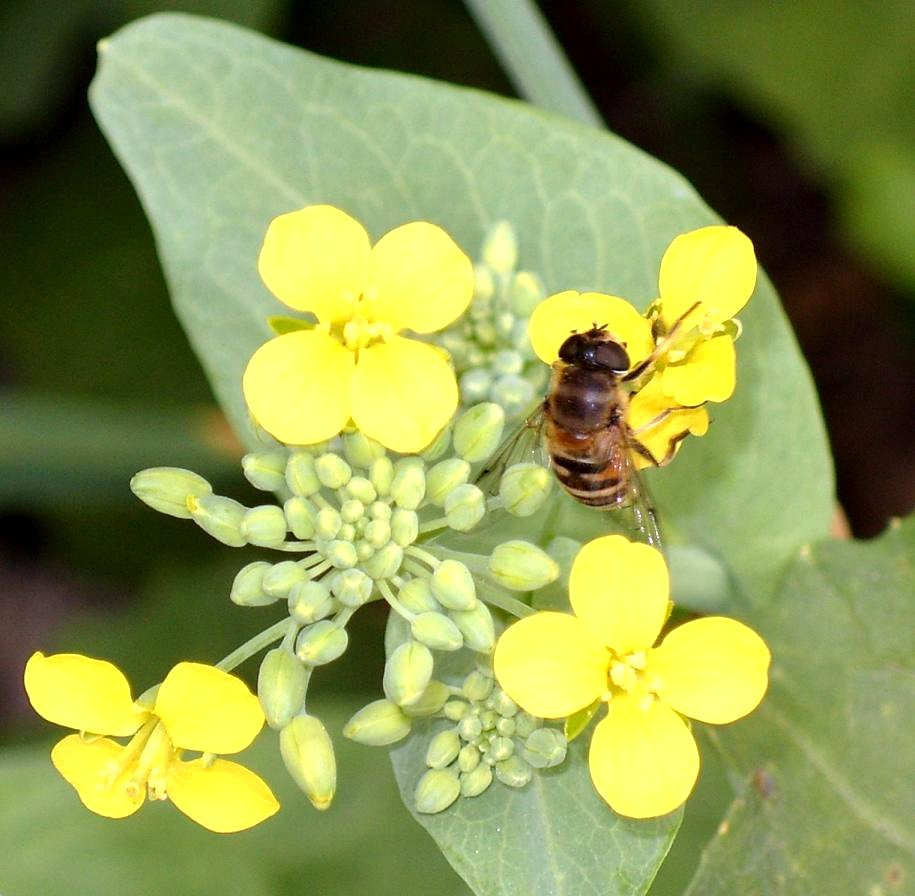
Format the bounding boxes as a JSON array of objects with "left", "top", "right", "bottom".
[
  {"left": 326, "top": 291, "right": 394, "bottom": 352},
  {"left": 100, "top": 718, "right": 176, "bottom": 803},
  {"left": 603, "top": 650, "right": 657, "bottom": 711}
]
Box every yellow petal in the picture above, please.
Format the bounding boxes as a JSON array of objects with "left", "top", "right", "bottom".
[
  {"left": 627, "top": 376, "right": 709, "bottom": 470},
  {"left": 568, "top": 536, "right": 669, "bottom": 654},
  {"left": 660, "top": 336, "right": 736, "bottom": 405},
  {"left": 167, "top": 757, "right": 280, "bottom": 833},
  {"left": 258, "top": 205, "right": 369, "bottom": 322},
  {"left": 51, "top": 734, "right": 145, "bottom": 819},
  {"left": 351, "top": 336, "right": 457, "bottom": 453},
  {"left": 154, "top": 663, "right": 265, "bottom": 755},
  {"left": 243, "top": 329, "right": 355, "bottom": 445},
  {"left": 24, "top": 652, "right": 144, "bottom": 736},
  {"left": 658, "top": 226, "right": 757, "bottom": 329},
  {"left": 589, "top": 695, "right": 698, "bottom": 818},
  {"left": 649, "top": 617, "right": 770, "bottom": 724},
  {"left": 366, "top": 221, "right": 473, "bottom": 334},
  {"left": 493, "top": 612, "right": 608, "bottom": 719},
  {"left": 528, "top": 291, "right": 653, "bottom": 366}
]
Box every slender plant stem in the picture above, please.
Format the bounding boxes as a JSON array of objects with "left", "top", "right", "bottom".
[
  {"left": 479, "top": 582, "right": 536, "bottom": 618},
  {"left": 463, "top": 0, "right": 603, "bottom": 127},
  {"left": 216, "top": 618, "right": 293, "bottom": 672},
  {"left": 378, "top": 579, "right": 417, "bottom": 624}
]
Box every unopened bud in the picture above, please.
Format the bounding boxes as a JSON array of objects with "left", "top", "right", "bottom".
[
  {"left": 242, "top": 451, "right": 288, "bottom": 492},
  {"left": 460, "top": 763, "right": 493, "bottom": 798},
  {"left": 315, "top": 453, "right": 351, "bottom": 490},
  {"left": 489, "top": 540, "right": 559, "bottom": 591},
  {"left": 453, "top": 403, "right": 505, "bottom": 463},
  {"left": 383, "top": 641, "right": 433, "bottom": 707},
  {"left": 444, "top": 483, "right": 485, "bottom": 531},
  {"left": 458, "top": 743, "right": 480, "bottom": 773},
  {"left": 325, "top": 539, "right": 358, "bottom": 569},
  {"left": 411, "top": 612, "right": 463, "bottom": 652},
  {"left": 462, "top": 669, "right": 494, "bottom": 702},
  {"left": 284, "top": 496, "right": 317, "bottom": 539},
  {"left": 514, "top": 712, "right": 541, "bottom": 739},
  {"left": 490, "top": 688, "right": 518, "bottom": 718},
  {"left": 363, "top": 518, "right": 391, "bottom": 549},
  {"left": 492, "top": 375, "right": 535, "bottom": 419},
  {"left": 419, "top": 423, "right": 452, "bottom": 462},
  {"left": 425, "top": 458, "right": 471, "bottom": 506},
  {"left": 241, "top": 505, "right": 288, "bottom": 547},
  {"left": 457, "top": 714, "right": 483, "bottom": 742},
  {"left": 189, "top": 494, "right": 246, "bottom": 546},
  {"left": 488, "top": 736, "right": 514, "bottom": 762},
  {"left": 390, "top": 458, "right": 426, "bottom": 510},
  {"left": 130, "top": 467, "right": 211, "bottom": 518},
  {"left": 280, "top": 715, "right": 336, "bottom": 810},
  {"left": 415, "top": 768, "right": 460, "bottom": 814},
  {"left": 523, "top": 727, "right": 568, "bottom": 769},
  {"left": 390, "top": 508, "right": 418, "bottom": 547},
  {"left": 342, "top": 431, "right": 384, "bottom": 469},
  {"left": 330, "top": 568, "right": 373, "bottom": 608},
  {"left": 449, "top": 600, "right": 496, "bottom": 653},
  {"left": 496, "top": 717, "right": 516, "bottom": 737},
  {"left": 286, "top": 451, "right": 321, "bottom": 496},
  {"left": 339, "top": 498, "right": 364, "bottom": 524},
  {"left": 295, "top": 621, "right": 349, "bottom": 666},
  {"left": 482, "top": 220, "right": 518, "bottom": 273},
  {"left": 509, "top": 270, "right": 544, "bottom": 316},
  {"left": 426, "top": 729, "right": 461, "bottom": 769},
  {"left": 343, "top": 699, "right": 411, "bottom": 746},
  {"left": 495, "top": 754, "right": 532, "bottom": 788},
  {"left": 443, "top": 699, "right": 469, "bottom": 722},
  {"left": 315, "top": 506, "right": 342, "bottom": 540},
  {"left": 499, "top": 463, "right": 552, "bottom": 516},
  {"left": 262, "top": 560, "right": 308, "bottom": 599},
  {"left": 369, "top": 456, "right": 394, "bottom": 496},
  {"left": 231, "top": 561, "right": 274, "bottom": 606},
  {"left": 396, "top": 577, "right": 440, "bottom": 615},
  {"left": 363, "top": 543, "right": 402, "bottom": 580},
  {"left": 288, "top": 580, "right": 334, "bottom": 624},
  {"left": 479, "top": 709, "right": 498, "bottom": 731},
  {"left": 258, "top": 647, "right": 309, "bottom": 729},
  {"left": 473, "top": 262, "right": 495, "bottom": 301},
  {"left": 460, "top": 369, "right": 493, "bottom": 404},
  {"left": 431, "top": 559, "right": 476, "bottom": 610},
  {"left": 344, "top": 475, "right": 377, "bottom": 505},
  {"left": 401, "top": 680, "right": 451, "bottom": 718}
]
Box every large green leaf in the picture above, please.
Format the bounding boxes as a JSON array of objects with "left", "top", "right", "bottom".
[{"left": 680, "top": 518, "right": 915, "bottom": 894}]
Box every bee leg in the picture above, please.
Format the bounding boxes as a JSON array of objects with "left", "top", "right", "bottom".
[
  {"left": 629, "top": 437, "right": 661, "bottom": 468},
  {"left": 653, "top": 429, "right": 693, "bottom": 467},
  {"left": 630, "top": 408, "right": 673, "bottom": 437},
  {"left": 622, "top": 300, "right": 701, "bottom": 382}
]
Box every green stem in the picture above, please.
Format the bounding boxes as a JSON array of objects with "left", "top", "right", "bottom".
[
  {"left": 405, "top": 545, "right": 441, "bottom": 569},
  {"left": 463, "top": 0, "right": 603, "bottom": 127},
  {"left": 417, "top": 515, "right": 448, "bottom": 535},
  {"left": 479, "top": 582, "right": 536, "bottom": 618},
  {"left": 275, "top": 540, "right": 317, "bottom": 552},
  {"left": 378, "top": 579, "right": 417, "bottom": 624},
  {"left": 216, "top": 618, "right": 293, "bottom": 672}
]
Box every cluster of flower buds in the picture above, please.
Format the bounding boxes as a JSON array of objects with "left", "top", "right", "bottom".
[{"left": 436, "top": 221, "right": 549, "bottom": 419}]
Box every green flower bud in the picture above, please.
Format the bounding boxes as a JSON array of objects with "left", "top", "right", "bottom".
[
  {"left": 488, "top": 736, "right": 514, "bottom": 762},
  {"left": 411, "top": 612, "right": 464, "bottom": 652},
  {"left": 363, "top": 543, "right": 403, "bottom": 580},
  {"left": 514, "top": 712, "right": 541, "bottom": 739},
  {"left": 444, "top": 483, "right": 486, "bottom": 532},
  {"left": 401, "top": 680, "right": 451, "bottom": 718},
  {"left": 230, "top": 561, "right": 275, "bottom": 607},
  {"left": 489, "top": 688, "right": 518, "bottom": 718},
  {"left": 496, "top": 717, "right": 516, "bottom": 737},
  {"left": 343, "top": 699, "right": 411, "bottom": 746},
  {"left": 419, "top": 423, "right": 452, "bottom": 462},
  {"left": 326, "top": 540, "right": 358, "bottom": 569},
  {"left": 431, "top": 559, "right": 477, "bottom": 610},
  {"left": 258, "top": 647, "right": 309, "bottom": 729},
  {"left": 342, "top": 431, "right": 384, "bottom": 469},
  {"left": 241, "top": 505, "right": 288, "bottom": 548},
  {"left": 364, "top": 518, "right": 391, "bottom": 549},
  {"left": 262, "top": 560, "right": 308, "bottom": 599},
  {"left": 509, "top": 270, "right": 545, "bottom": 316},
  {"left": 280, "top": 714, "right": 336, "bottom": 810},
  {"left": 315, "top": 453, "right": 352, "bottom": 490},
  {"left": 460, "top": 763, "right": 493, "bottom": 798},
  {"left": 449, "top": 600, "right": 496, "bottom": 653},
  {"left": 188, "top": 494, "right": 246, "bottom": 547},
  {"left": 425, "top": 458, "right": 471, "bottom": 506},
  {"left": 473, "top": 262, "right": 495, "bottom": 301},
  {"left": 369, "top": 456, "right": 394, "bottom": 496},
  {"left": 390, "top": 508, "right": 419, "bottom": 547},
  {"left": 415, "top": 768, "right": 460, "bottom": 814},
  {"left": 443, "top": 699, "right": 469, "bottom": 722},
  {"left": 482, "top": 220, "right": 517, "bottom": 273},
  {"left": 489, "top": 540, "right": 559, "bottom": 591},
  {"left": 330, "top": 568, "right": 374, "bottom": 608},
  {"left": 339, "top": 498, "right": 364, "bottom": 524},
  {"left": 390, "top": 458, "right": 426, "bottom": 510},
  {"left": 453, "top": 403, "right": 505, "bottom": 463},
  {"left": 523, "top": 727, "right": 568, "bottom": 769},
  {"left": 459, "top": 369, "right": 493, "bottom": 405},
  {"left": 339, "top": 523, "right": 356, "bottom": 542},
  {"left": 426, "top": 729, "right": 461, "bottom": 770},
  {"left": 492, "top": 349, "right": 524, "bottom": 377},
  {"left": 295, "top": 621, "right": 349, "bottom": 666},
  {"left": 242, "top": 451, "right": 288, "bottom": 492},
  {"left": 494, "top": 311, "right": 516, "bottom": 341},
  {"left": 355, "top": 539, "right": 375, "bottom": 561},
  {"left": 395, "top": 577, "right": 439, "bottom": 614},
  {"left": 344, "top": 475, "right": 377, "bottom": 505},
  {"left": 499, "top": 463, "right": 552, "bottom": 517},
  {"left": 479, "top": 709, "right": 498, "bottom": 731},
  {"left": 288, "top": 580, "right": 334, "bottom": 624},
  {"left": 286, "top": 451, "right": 321, "bottom": 497},
  {"left": 458, "top": 743, "right": 481, "bottom": 773},
  {"left": 495, "top": 755, "right": 532, "bottom": 788},
  {"left": 492, "top": 375, "right": 536, "bottom": 419},
  {"left": 284, "top": 496, "right": 317, "bottom": 539},
  {"left": 462, "top": 669, "right": 494, "bottom": 703},
  {"left": 315, "top": 506, "right": 342, "bottom": 540},
  {"left": 370, "top": 500, "right": 392, "bottom": 520},
  {"left": 383, "top": 641, "right": 433, "bottom": 707},
  {"left": 458, "top": 714, "right": 483, "bottom": 742},
  {"left": 130, "top": 467, "right": 211, "bottom": 519}
]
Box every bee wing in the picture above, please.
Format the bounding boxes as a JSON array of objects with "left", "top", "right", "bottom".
[
  {"left": 605, "top": 433, "right": 664, "bottom": 550},
  {"left": 474, "top": 405, "right": 547, "bottom": 498}
]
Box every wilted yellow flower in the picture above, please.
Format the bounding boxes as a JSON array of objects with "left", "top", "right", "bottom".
[
  {"left": 243, "top": 205, "right": 473, "bottom": 453},
  {"left": 493, "top": 535, "right": 769, "bottom": 818},
  {"left": 24, "top": 653, "right": 278, "bottom": 833}
]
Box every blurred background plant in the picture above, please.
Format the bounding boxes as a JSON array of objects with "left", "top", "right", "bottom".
[{"left": 1, "top": 2, "right": 912, "bottom": 894}]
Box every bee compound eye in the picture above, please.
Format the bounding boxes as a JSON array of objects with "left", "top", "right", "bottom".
[
  {"left": 593, "top": 341, "right": 630, "bottom": 373},
  {"left": 558, "top": 333, "right": 586, "bottom": 362}
]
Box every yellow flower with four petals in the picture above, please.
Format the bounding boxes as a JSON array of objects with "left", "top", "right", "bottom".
[
  {"left": 24, "top": 653, "right": 279, "bottom": 833},
  {"left": 494, "top": 535, "right": 770, "bottom": 818},
  {"left": 243, "top": 205, "right": 473, "bottom": 453}
]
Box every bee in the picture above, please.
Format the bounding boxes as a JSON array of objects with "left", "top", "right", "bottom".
[{"left": 478, "top": 324, "right": 675, "bottom": 548}]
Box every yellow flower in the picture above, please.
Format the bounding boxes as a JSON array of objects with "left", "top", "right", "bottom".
[
  {"left": 24, "top": 653, "right": 278, "bottom": 833},
  {"left": 493, "top": 535, "right": 770, "bottom": 818},
  {"left": 243, "top": 205, "right": 473, "bottom": 453}
]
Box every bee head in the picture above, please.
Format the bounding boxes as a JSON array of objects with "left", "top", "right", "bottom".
[{"left": 558, "top": 328, "right": 630, "bottom": 373}]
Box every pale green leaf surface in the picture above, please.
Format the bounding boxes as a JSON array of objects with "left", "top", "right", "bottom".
[{"left": 682, "top": 518, "right": 915, "bottom": 894}]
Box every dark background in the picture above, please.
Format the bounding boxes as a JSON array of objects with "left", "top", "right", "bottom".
[{"left": 1, "top": 0, "right": 913, "bottom": 749}]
